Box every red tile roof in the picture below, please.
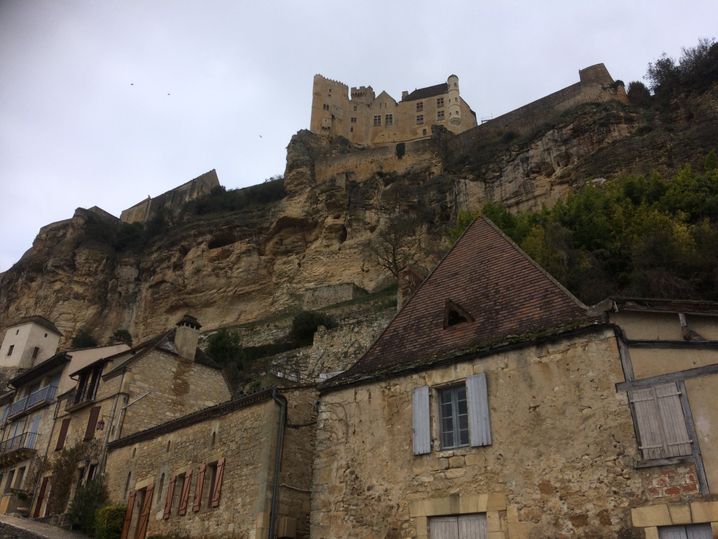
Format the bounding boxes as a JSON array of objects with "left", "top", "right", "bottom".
[{"left": 325, "top": 217, "right": 591, "bottom": 388}]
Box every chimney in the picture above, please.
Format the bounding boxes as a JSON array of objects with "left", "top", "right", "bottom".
[
  {"left": 401, "top": 90, "right": 409, "bottom": 100},
  {"left": 174, "top": 315, "right": 201, "bottom": 360}
]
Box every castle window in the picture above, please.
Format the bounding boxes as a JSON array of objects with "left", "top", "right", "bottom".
[
  {"left": 7, "top": 345, "right": 13, "bottom": 356},
  {"left": 437, "top": 110, "right": 445, "bottom": 120},
  {"left": 32, "top": 347, "right": 39, "bottom": 360},
  {"left": 416, "top": 115, "right": 424, "bottom": 125},
  {"left": 416, "top": 101, "right": 423, "bottom": 112},
  {"left": 353, "top": 105, "right": 357, "bottom": 111},
  {"left": 385, "top": 114, "right": 393, "bottom": 126},
  {"left": 350, "top": 117, "right": 356, "bottom": 123},
  {"left": 350, "top": 127, "right": 354, "bottom": 132},
  {"left": 322, "top": 104, "right": 329, "bottom": 111},
  {"left": 373, "top": 115, "right": 381, "bottom": 127},
  {"left": 437, "top": 97, "right": 444, "bottom": 108}
]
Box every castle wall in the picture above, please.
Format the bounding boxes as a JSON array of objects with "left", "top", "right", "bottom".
[
  {"left": 472, "top": 63, "right": 627, "bottom": 140},
  {"left": 120, "top": 170, "right": 220, "bottom": 224}
]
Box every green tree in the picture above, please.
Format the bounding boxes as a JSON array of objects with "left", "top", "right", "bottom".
[{"left": 206, "top": 329, "right": 243, "bottom": 366}]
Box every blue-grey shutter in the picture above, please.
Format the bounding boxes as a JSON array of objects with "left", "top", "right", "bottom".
[
  {"left": 412, "top": 386, "right": 431, "bottom": 455},
  {"left": 467, "top": 373, "right": 492, "bottom": 447}
]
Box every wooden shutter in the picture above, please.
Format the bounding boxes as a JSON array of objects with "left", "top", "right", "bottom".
[
  {"left": 134, "top": 485, "right": 154, "bottom": 539},
  {"left": 33, "top": 477, "right": 50, "bottom": 518},
  {"left": 412, "top": 386, "right": 431, "bottom": 455},
  {"left": 163, "top": 476, "right": 176, "bottom": 520},
  {"left": 178, "top": 470, "right": 192, "bottom": 515},
  {"left": 193, "top": 464, "right": 206, "bottom": 512},
  {"left": 84, "top": 406, "right": 101, "bottom": 440},
  {"left": 630, "top": 383, "right": 691, "bottom": 460},
  {"left": 210, "top": 458, "right": 225, "bottom": 508},
  {"left": 458, "top": 514, "right": 487, "bottom": 538},
  {"left": 659, "top": 525, "right": 712, "bottom": 539},
  {"left": 430, "top": 516, "right": 458, "bottom": 539},
  {"left": 120, "top": 490, "right": 137, "bottom": 539},
  {"left": 55, "top": 418, "right": 71, "bottom": 450},
  {"left": 467, "top": 373, "right": 492, "bottom": 447}
]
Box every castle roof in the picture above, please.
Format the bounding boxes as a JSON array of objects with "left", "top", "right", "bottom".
[
  {"left": 402, "top": 82, "right": 449, "bottom": 102},
  {"left": 322, "top": 217, "right": 592, "bottom": 390}
]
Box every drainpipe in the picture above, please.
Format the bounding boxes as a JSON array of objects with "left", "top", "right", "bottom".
[
  {"left": 268, "top": 389, "right": 287, "bottom": 539},
  {"left": 98, "top": 369, "right": 126, "bottom": 475}
]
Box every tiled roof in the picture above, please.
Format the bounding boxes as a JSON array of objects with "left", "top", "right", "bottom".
[
  {"left": 402, "top": 83, "right": 449, "bottom": 101},
  {"left": 324, "top": 218, "right": 591, "bottom": 389},
  {"left": 591, "top": 297, "right": 718, "bottom": 316}
]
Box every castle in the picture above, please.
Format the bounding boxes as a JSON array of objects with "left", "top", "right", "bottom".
[{"left": 309, "top": 74, "right": 477, "bottom": 145}]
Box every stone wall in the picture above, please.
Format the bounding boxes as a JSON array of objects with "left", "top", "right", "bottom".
[
  {"left": 311, "top": 329, "right": 649, "bottom": 538},
  {"left": 120, "top": 169, "right": 219, "bottom": 224},
  {"left": 105, "top": 387, "right": 317, "bottom": 539},
  {"left": 119, "top": 349, "right": 231, "bottom": 437},
  {"left": 301, "top": 283, "right": 366, "bottom": 311}
]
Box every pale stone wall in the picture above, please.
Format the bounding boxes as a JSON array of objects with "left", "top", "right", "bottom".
[
  {"left": 118, "top": 350, "right": 230, "bottom": 437},
  {"left": 105, "top": 387, "right": 316, "bottom": 539},
  {"left": 310, "top": 74, "right": 477, "bottom": 146},
  {"left": 301, "top": 283, "right": 366, "bottom": 311},
  {"left": 310, "top": 330, "right": 658, "bottom": 538}
]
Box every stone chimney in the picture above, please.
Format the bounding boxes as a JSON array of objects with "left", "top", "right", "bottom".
[
  {"left": 174, "top": 315, "right": 201, "bottom": 360},
  {"left": 401, "top": 90, "right": 409, "bottom": 100},
  {"left": 397, "top": 266, "right": 425, "bottom": 311}
]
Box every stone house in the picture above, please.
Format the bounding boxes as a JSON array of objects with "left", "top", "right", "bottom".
[
  {"left": 310, "top": 74, "right": 477, "bottom": 145},
  {"left": 310, "top": 218, "right": 718, "bottom": 539},
  {"left": 105, "top": 386, "right": 316, "bottom": 539},
  {"left": 0, "top": 336, "right": 127, "bottom": 516},
  {"left": 0, "top": 316, "right": 62, "bottom": 376},
  {"left": 31, "top": 315, "right": 231, "bottom": 519}
]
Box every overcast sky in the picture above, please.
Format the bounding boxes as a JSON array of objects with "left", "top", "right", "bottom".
[{"left": 0, "top": 1, "right": 714, "bottom": 272}]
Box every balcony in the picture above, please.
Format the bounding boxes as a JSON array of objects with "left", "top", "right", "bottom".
[
  {"left": 0, "top": 432, "right": 38, "bottom": 465},
  {"left": 7, "top": 385, "right": 58, "bottom": 420}
]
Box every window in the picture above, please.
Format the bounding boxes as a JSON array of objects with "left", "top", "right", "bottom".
[
  {"left": 32, "top": 347, "right": 39, "bottom": 360},
  {"left": 55, "top": 418, "right": 71, "bottom": 450},
  {"left": 373, "top": 115, "right": 381, "bottom": 126},
  {"left": 7, "top": 345, "right": 14, "bottom": 356},
  {"left": 629, "top": 383, "right": 692, "bottom": 460},
  {"left": 178, "top": 469, "right": 193, "bottom": 515},
  {"left": 416, "top": 115, "right": 424, "bottom": 125},
  {"left": 5, "top": 470, "right": 14, "bottom": 492},
  {"left": 659, "top": 524, "right": 712, "bottom": 539},
  {"left": 437, "top": 97, "right": 444, "bottom": 108},
  {"left": 350, "top": 117, "right": 357, "bottom": 123},
  {"left": 84, "top": 406, "right": 101, "bottom": 440},
  {"left": 74, "top": 365, "right": 102, "bottom": 405},
  {"left": 439, "top": 386, "right": 469, "bottom": 448},
  {"left": 385, "top": 114, "right": 393, "bottom": 126},
  {"left": 14, "top": 467, "right": 26, "bottom": 489},
  {"left": 416, "top": 101, "right": 423, "bottom": 112},
  {"left": 412, "top": 374, "right": 491, "bottom": 455},
  {"left": 353, "top": 105, "right": 357, "bottom": 111},
  {"left": 322, "top": 103, "right": 329, "bottom": 111},
  {"left": 437, "top": 110, "right": 445, "bottom": 120},
  {"left": 429, "top": 514, "right": 487, "bottom": 539}
]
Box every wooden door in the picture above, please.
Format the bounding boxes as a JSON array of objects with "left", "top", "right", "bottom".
[
  {"left": 33, "top": 477, "right": 50, "bottom": 518},
  {"left": 429, "top": 514, "right": 487, "bottom": 539}
]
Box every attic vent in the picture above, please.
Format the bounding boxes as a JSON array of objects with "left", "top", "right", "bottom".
[{"left": 444, "top": 300, "right": 473, "bottom": 328}]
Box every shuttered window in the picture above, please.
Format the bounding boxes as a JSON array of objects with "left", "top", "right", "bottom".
[
  {"left": 413, "top": 386, "right": 431, "bottom": 455},
  {"left": 135, "top": 485, "right": 154, "bottom": 539},
  {"left": 210, "top": 458, "right": 225, "bottom": 508},
  {"left": 429, "top": 514, "right": 487, "bottom": 539},
  {"left": 163, "top": 476, "right": 176, "bottom": 520},
  {"left": 193, "top": 464, "right": 206, "bottom": 512},
  {"left": 412, "top": 373, "right": 492, "bottom": 455},
  {"left": 120, "top": 490, "right": 136, "bottom": 539},
  {"left": 659, "top": 524, "right": 712, "bottom": 539},
  {"left": 84, "top": 406, "right": 101, "bottom": 441},
  {"left": 55, "top": 418, "right": 71, "bottom": 450},
  {"left": 178, "top": 469, "right": 193, "bottom": 515},
  {"left": 629, "top": 383, "right": 692, "bottom": 460}
]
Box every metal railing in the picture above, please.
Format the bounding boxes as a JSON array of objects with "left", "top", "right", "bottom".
[
  {"left": 0, "top": 432, "right": 38, "bottom": 455},
  {"left": 7, "top": 385, "right": 58, "bottom": 419}
]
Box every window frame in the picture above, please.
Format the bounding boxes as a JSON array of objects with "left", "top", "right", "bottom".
[{"left": 438, "top": 385, "right": 470, "bottom": 450}]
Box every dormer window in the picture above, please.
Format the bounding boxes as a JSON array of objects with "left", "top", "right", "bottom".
[
  {"left": 74, "top": 365, "right": 103, "bottom": 405},
  {"left": 444, "top": 300, "right": 474, "bottom": 328}
]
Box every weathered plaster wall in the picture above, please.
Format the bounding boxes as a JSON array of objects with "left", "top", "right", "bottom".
[
  {"left": 310, "top": 330, "right": 695, "bottom": 538},
  {"left": 685, "top": 374, "right": 718, "bottom": 492}
]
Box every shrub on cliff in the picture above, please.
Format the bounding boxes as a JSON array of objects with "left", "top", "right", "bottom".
[
  {"left": 206, "top": 328, "right": 244, "bottom": 366},
  {"left": 647, "top": 38, "right": 718, "bottom": 98},
  {"left": 186, "top": 177, "right": 286, "bottom": 215},
  {"left": 627, "top": 81, "right": 651, "bottom": 108},
  {"left": 71, "top": 328, "right": 98, "bottom": 348}
]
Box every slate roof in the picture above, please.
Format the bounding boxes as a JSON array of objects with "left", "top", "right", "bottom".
[
  {"left": 402, "top": 83, "right": 449, "bottom": 102},
  {"left": 591, "top": 297, "right": 718, "bottom": 316},
  {"left": 324, "top": 217, "right": 592, "bottom": 389}
]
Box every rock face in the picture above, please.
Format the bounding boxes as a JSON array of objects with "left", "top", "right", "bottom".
[{"left": 1, "top": 86, "right": 717, "bottom": 343}]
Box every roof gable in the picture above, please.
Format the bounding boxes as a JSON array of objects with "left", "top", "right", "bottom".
[{"left": 326, "top": 217, "right": 589, "bottom": 387}]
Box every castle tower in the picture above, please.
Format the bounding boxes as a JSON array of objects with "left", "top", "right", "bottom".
[
  {"left": 0, "top": 316, "right": 62, "bottom": 370},
  {"left": 447, "top": 74, "right": 461, "bottom": 127}
]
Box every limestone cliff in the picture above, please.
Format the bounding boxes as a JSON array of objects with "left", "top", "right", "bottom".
[{"left": 1, "top": 85, "right": 716, "bottom": 343}]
